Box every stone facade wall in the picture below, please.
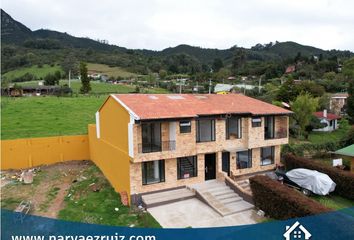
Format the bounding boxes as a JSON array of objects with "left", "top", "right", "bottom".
[
  {"left": 130, "top": 154, "right": 205, "bottom": 194},
  {"left": 129, "top": 115, "right": 288, "bottom": 194}
]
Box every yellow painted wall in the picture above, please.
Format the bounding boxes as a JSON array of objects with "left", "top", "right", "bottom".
[
  {"left": 99, "top": 96, "right": 130, "bottom": 149},
  {"left": 1, "top": 135, "right": 89, "bottom": 170},
  {"left": 88, "top": 95, "right": 132, "bottom": 202},
  {"left": 88, "top": 124, "right": 131, "bottom": 202}
]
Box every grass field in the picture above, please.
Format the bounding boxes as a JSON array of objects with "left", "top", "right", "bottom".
[
  {"left": 1, "top": 96, "right": 105, "bottom": 139},
  {"left": 3, "top": 64, "right": 64, "bottom": 80},
  {"left": 18, "top": 80, "right": 169, "bottom": 94},
  {"left": 58, "top": 164, "right": 161, "bottom": 227},
  {"left": 1, "top": 161, "right": 161, "bottom": 227},
  {"left": 311, "top": 195, "right": 354, "bottom": 211},
  {"left": 87, "top": 63, "right": 137, "bottom": 78}
]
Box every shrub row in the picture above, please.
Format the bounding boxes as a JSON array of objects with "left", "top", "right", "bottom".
[
  {"left": 283, "top": 154, "right": 354, "bottom": 200},
  {"left": 282, "top": 141, "right": 345, "bottom": 157},
  {"left": 250, "top": 175, "right": 330, "bottom": 220}
]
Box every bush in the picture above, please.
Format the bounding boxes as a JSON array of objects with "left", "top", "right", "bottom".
[
  {"left": 250, "top": 175, "right": 330, "bottom": 220},
  {"left": 282, "top": 141, "right": 344, "bottom": 157},
  {"left": 283, "top": 154, "right": 354, "bottom": 200}
]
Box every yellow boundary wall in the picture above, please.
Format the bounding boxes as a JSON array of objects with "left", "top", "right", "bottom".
[
  {"left": 1, "top": 125, "right": 130, "bottom": 202},
  {"left": 1, "top": 135, "right": 90, "bottom": 170}
]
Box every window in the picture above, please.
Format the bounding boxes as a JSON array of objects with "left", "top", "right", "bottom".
[
  {"left": 142, "top": 160, "right": 165, "bottom": 185},
  {"left": 141, "top": 122, "right": 161, "bottom": 153},
  {"left": 179, "top": 120, "right": 191, "bottom": 133},
  {"left": 264, "top": 116, "right": 275, "bottom": 139},
  {"left": 226, "top": 117, "right": 242, "bottom": 139},
  {"left": 252, "top": 117, "right": 262, "bottom": 127},
  {"left": 261, "top": 146, "right": 275, "bottom": 166},
  {"left": 196, "top": 119, "right": 215, "bottom": 142},
  {"left": 237, "top": 150, "right": 252, "bottom": 169},
  {"left": 177, "top": 156, "right": 197, "bottom": 179}
]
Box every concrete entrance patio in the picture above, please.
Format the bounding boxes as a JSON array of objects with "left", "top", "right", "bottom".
[{"left": 147, "top": 198, "right": 259, "bottom": 228}]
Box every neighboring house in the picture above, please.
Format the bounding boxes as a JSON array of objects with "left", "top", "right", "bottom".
[
  {"left": 283, "top": 221, "right": 311, "bottom": 240},
  {"left": 313, "top": 110, "right": 341, "bottom": 132},
  {"left": 330, "top": 93, "right": 348, "bottom": 115},
  {"left": 92, "top": 94, "right": 291, "bottom": 204},
  {"left": 285, "top": 65, "right": 296, "bottom": 74}
]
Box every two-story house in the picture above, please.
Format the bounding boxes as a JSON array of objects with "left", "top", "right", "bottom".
[{"left": 91, "top": 94, "right": 291, "bottom": 204}]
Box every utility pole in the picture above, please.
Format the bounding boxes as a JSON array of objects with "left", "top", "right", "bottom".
[
  {"left": 258, "top": 76, "right": 262, "bottom": 94},
  {"left": 179, "top": 78, "right": 182, "bottom": 94},
  {"left": 208, "top": 78, "right": 212, "bottom": 94},
  {"left": 68, "top": 70, "right": 71, "bottom": 88}
]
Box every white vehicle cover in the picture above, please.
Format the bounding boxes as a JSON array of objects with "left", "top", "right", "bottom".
[{"left": 286, "top": 168, "right": 336, "bottom": 195}]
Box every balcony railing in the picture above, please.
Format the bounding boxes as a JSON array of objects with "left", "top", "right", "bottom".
[{"left": 138, "top": 140, "right": 176, "bottom": 153}]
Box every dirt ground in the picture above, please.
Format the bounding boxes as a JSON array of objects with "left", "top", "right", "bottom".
[{"left": 1, "top": 160, "right": 92, "bottom": 218}]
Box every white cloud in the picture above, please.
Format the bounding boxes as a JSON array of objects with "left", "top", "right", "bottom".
[{"left": 2, "top": 0, "right": 354, "bottom": 51}]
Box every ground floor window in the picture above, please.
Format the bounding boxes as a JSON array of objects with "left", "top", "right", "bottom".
[
  {"left": 237, "top": 150, "right": 252, "bottom": 169},
  {"left": 261, "top": 146, "right": 275, "bottom": 166},
  {"left": 177, "top": 156, "right": 197, "bottom": 179},
  {"left": 142, "top": 160, "right": 165, "bottom": 185}
]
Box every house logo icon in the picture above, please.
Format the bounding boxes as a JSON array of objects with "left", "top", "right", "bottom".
[{"left": 283, "top": 221, "right": 312, "bottom": 240}]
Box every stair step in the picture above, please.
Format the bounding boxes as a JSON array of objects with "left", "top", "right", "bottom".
[
  {"left": 219, "top": 196, "right": 242, "bottom": 204},
  {"left": 207, "top": 186, "right": 232, "bottom": 194},
  {"left": 142, "top": 188, "right": 195, "bottom": 207},
  {"left": 224, "top": 201, "right": 254, "bottom": 215},
  {"left": 216, "top": 192, "right": 239, "bottom": 200},
  {"left": 212, "top": 189, "right": 235, "bottom": 196}
]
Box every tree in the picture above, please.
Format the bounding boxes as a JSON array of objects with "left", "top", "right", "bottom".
[
  {"left": 61, "top": 53, "right": 79, "bottom": 77},
  {"left": 44, "top": 73, "right": 59, "bottom": 85},
  {"left": 158, "top": 69, "right": 167, "bottom": 79},
  {"left": 343, "top": 58, "right": 354, "bottom": 122},
  {"left": 277, "top": 79, "right": 301, "bottom": 102},
  {"left": 79, "top": 62, "right": 91, "bottom": 94},
  {"left": 291, "top": 93, "right": 319, "bottom": 138},
  {"left": 212, "top": 58, "right": 224, "bottom": 72}
]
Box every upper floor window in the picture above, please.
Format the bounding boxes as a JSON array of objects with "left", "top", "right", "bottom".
[
  {"left": 237, "top": 150, "right": 252, "bottom": 169},
  {"left": 142, "top": 160, "right": 165, "bottom": 185},
  {"left": 252, "top": 117, "right": 262, "bottom": 127},
  {"left": 177, "top": 156, "right": 197, "bottom": 179},
  {"left": 196, "top": 119, "right": 215, "bottom": 142},
  {"left": 226, "top": 117, "right": 242, "bottom": 139},
  {"left": 141, "top": 122, "right": 161, "bottom": 153},
  {"left": 179, "top": 120, "right": 191, "bottom": 133},
  {"left": 261, "top": 146, "right": 275, "bottom": 166},
  {"left": 264, "top": 116, "right": 275, "bottom": 139}
]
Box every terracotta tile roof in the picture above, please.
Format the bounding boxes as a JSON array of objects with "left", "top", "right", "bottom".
[
  {"left": 314, "top": 111, "right": 341, "bottom": 121},
  {"left": 111, "top": 94, "right": 292, "bottom": 120}
]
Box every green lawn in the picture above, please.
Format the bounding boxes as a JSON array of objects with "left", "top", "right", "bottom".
[
  {"left": 58, "top": 165, "right": 161, "bottom": 228},
  {"left": 1, "top": 96, "right": 105, "bottom": 139},
  {"left": 18, "top": 80, "right": 169, "bottom": 94},
  {"left": 87, "top": 63, "right": 137, "bottom": 78},
  {"left": 311, "top": 195, "right": 354, "bottom": 210},
  {"left": 3, "top": 64, "right": 64, "bottom": 80}
]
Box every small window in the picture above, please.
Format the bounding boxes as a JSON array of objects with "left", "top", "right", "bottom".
[
  {"left": 179, "top": 120, "right": 191, "bottom": 133},
  {"left": 226, "top": 117, "right": 242, "bottom": 139},
  {"left": 261, "top": 146, "right": 275, "bottom": 166},
  {"left": 237, "top": 150, "right": 252, "bottom": 169},
  {"left": 252, "top": 117, "right": 262, "bottom": 127},
  {"left": 142, "top": 160, "right": 165, "bottom": 185},
  {"left": 196, "top": 119, "right": 216, "bottom": 142},
  {"left": 177, "top": 156, "right": 198, "bottom": 179}
]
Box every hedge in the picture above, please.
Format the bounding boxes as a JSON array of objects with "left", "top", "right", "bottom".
[
  {"left": 283, "top": 154, "right": 354, "bottom": 200},
  {"left": 282, "top": 141, "right": 344, "bottom": 157},
  {"left": 250, "top": 175, "right": 330, "bottom": 220}
]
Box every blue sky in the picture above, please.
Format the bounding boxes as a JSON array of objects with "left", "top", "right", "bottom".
[{"left": 3, "top": 0, "right": 354, "bottom": 51}]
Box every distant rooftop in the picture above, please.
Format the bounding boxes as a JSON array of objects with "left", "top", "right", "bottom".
[{"left": 111, "top": 94, "right": 292, "bottom": 120}]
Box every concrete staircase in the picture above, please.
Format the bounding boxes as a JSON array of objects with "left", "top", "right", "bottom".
[
  {"left": 234, "top": 178, "right": 252, "bottom": 195},
  {"left": 188, "top": 180, "right": 254, "bottom": 216},
  {"left": 142, "top": 188, "right": 195, "bottom": 208}
]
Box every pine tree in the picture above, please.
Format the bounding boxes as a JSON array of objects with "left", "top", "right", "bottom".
[{"left": 79, "top": 62, "right": 91, "bottom": 94}]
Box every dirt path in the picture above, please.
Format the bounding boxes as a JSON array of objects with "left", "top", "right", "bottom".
[{"left": 1, "top": 160, "right": 92, "bottom": 218}]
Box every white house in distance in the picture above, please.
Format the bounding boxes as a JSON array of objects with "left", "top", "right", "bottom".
[{"left": 313, "top": 109, "right": 341, "bottom": 132}]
